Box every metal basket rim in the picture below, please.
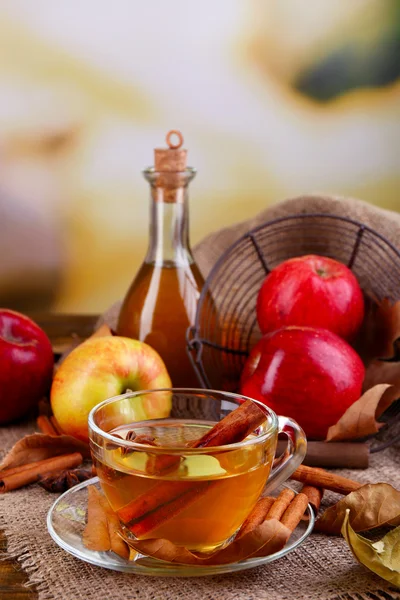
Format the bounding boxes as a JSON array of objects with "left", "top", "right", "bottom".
[{"left": 194, "top": 212, "right": 400, "bottom": 331}]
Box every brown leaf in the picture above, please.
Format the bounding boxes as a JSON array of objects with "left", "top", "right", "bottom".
[
  {"left": 356, "top": 296, "right": 400, "bottom": 363},
  {"left": 364, "top": 359, "right": 400, "bottom": 404},
  {"left": 361, "top": 296, "right": 400, "bottom": 407},
  {"left": 83, "top": 485, "right": 129, "bottom": 559},
  {"left": 83, "top": 486, "right": 111, "bottom": 552},
  {"left": 123, "top": 518, "right": 291, "bottom": 565},
  {"left": 373, "top": 298, "right": 400, "bottom": 358},
  {"left": 326, "top": 384, "right": 392, "bottom": 441},
  {"left": 315, "top": 483, "right": 400, "bottom": 535},
  {"left": 0, "top": 433, "right": 91, "bottom": 470}
]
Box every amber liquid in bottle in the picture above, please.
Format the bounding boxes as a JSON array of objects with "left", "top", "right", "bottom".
[{"left": 117, "top": 164, "right": 204, "bottom": 387}]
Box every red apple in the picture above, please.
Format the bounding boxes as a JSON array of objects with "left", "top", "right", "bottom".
[
  {"left": 0, "top": 309, "right": 54, "bottom": 424},
  {"left": 51, "top": 336, "right": 172, "bottom": 442},
  {"left": 256, "top": 255, "right": 365, "bottom": 341},
  {"left": 241, "top": 326, "right": 365, "bottom": 440}
]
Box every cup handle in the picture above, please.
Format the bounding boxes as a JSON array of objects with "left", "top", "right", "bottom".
[{"left": 264, "top": 415, "right": 307, "bottom": 494}]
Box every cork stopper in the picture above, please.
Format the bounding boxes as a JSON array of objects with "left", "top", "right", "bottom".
[{"left": 154, "top": 130, "right": 187, "bottom": 172}]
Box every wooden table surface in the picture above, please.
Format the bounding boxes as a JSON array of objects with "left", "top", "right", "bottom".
[
  {"left": 1, "top": 314, "right": 99, "bottom": 599},
  {"left": 0, "top": 531, "right": 37, "bottom": 599}
]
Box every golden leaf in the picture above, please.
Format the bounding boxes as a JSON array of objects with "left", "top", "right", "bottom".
[{"left": 342, "top": 509, "right": 400, "bottom": 588}]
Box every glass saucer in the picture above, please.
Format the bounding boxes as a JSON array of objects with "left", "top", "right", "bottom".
[{"left": 47, "top": 477, "right": 314, "bottom": 577}]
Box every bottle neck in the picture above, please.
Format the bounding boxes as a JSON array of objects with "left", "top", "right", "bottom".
[{"left": 143, "top": 168, "right": 195, "bottom": 267}]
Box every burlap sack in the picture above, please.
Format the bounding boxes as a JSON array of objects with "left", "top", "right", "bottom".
[
  {"left": 194, "top": 193, "right": 400, "bottom": 278},
  {"left": 1, "top": 194, "right": 400, "bottom": 600}
]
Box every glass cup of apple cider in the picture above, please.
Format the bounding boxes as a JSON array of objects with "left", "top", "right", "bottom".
[{"left": 88, "top": 389, "right": 306, "bottom": 554}]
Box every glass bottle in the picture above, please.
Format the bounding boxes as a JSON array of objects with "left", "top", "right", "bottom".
[{"left": 117, "top": 131, "right": 205, "bottom": 387}]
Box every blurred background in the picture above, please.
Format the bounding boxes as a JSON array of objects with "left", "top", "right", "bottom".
[{"left": 0, "top": 0, "right": 399, "bottom": 314}]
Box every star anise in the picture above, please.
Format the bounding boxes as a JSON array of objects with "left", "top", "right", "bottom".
[{"left": 39, "top": 467, "right": 93, "bottom": 493}]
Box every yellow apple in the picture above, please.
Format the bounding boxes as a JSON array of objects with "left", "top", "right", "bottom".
[{"left": 51, "top": 336, "right": 172, "bottom": 442}]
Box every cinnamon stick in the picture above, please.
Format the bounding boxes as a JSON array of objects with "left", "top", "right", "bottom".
[
  {"left": 194, "top": 400, "right": 266, "bottom": 447},
  {"left": 124, "top": 432, "right": 182, "bottom": 474},
  {"left": 118, "top": 480, "right": 197, "bottom": 526},
  {"left": 290, "top": 464, "right": 362, "bottom": 495},
  {"left": 266, "top": 488, "right": 296, "bottom": 521},
  {"left": 300, "top": 484, "right": 324, "bottom": 514},
  {"left": 133, "top": 434, "right": 156, "bottom": 445},
  {"left": 117, "top": 400, "right": 267, "bottom": 535},
  {"left": 0, "top": 454, "right": 79, "bottom": 479},
  {"left": 127, "top": 482, "right": 214, "bottom": 538},
  {"left": 37, "top": 415, "right": 58, "bottom": 437},
  {"left": 237, "top": 496, "right": 275, "bottom": 538},
  {"left": 0, "top": 452, "right": 83, "bottom": 493},
  {"left": 280, "top": 493, "right": 310, "bottom": 532},
  {"left": 50, "top": 416, "right": 64, "bottom": 436}
]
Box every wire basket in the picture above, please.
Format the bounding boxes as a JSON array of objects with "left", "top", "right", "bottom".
[{"left": 187, "top": 213, "right": 400, "bottom": 394}]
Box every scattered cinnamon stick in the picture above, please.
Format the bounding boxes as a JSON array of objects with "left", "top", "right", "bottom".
[
  {"left": 276, "top": 440, "right": 370, "bottom": 469},
  {"left": 50, "top": 416, "right": 64, "bottom": 436},
  {"left": 0, "top": 452, "right": 83, "bottom": 493},
  {"left": 0, "top": 455, "right": 77, "bottom": 479},
  {"left": 280, "top": 493, "right": 310, "bottom": 532},
  {"left": 300, "top": 484, "right": 324, "bottom": 514},
  {"left": 37, "top": 415, "right": 58, "bottom": 437},
  {"left": 266, "top": 488, "right": 296, "bottom": 521},
  {"left": 237, "top": 496, "right": 275, "bottom": 538},
  {"left": 290, "top": 464, "right": 362, "bottom": 495}
]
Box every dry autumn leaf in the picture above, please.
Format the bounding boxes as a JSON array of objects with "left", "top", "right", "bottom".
[
  {"left": 326, "top": 384, "right": 393, "bottom": 441},
  {"left": 0, "top": 433, "right": 91, "bottom": 470},
  {"left": 315, "top": 483, "right": 400, "bottom": 535},
  {"left": 356, "top": 296, "right": 400, "bottom": 364},
  {"left": 361, "top": 297, "right": 400, "bottom": 406},
  {"left": 83, "top": 486, "right": 129, "bottom": 559},
  {"left": 83, "top": 486, "right": 110, "bottom": 552},
  {"left": 123, "top": 518, "right": 291, "bottom": 566},
  {"left": 342, "top": 510, "right": 400, "bottom": 588},
  {"left": 373, "top": 299, "right": 400, "bottom": 358},
  {"left": 364, "top": 358, "right": 400, "bottom": 402}
]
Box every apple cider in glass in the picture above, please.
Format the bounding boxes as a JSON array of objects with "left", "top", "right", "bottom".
[
  {"left": 89, "top": 390, "right": 306, "bottom": 555},
  {"left": 94, "top": 420, "right": 275, "bottom": 553}
]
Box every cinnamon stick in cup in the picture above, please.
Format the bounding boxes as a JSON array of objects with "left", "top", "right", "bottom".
[{"left": 117, "top": 400, "right": 268, "bottom": 534}]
